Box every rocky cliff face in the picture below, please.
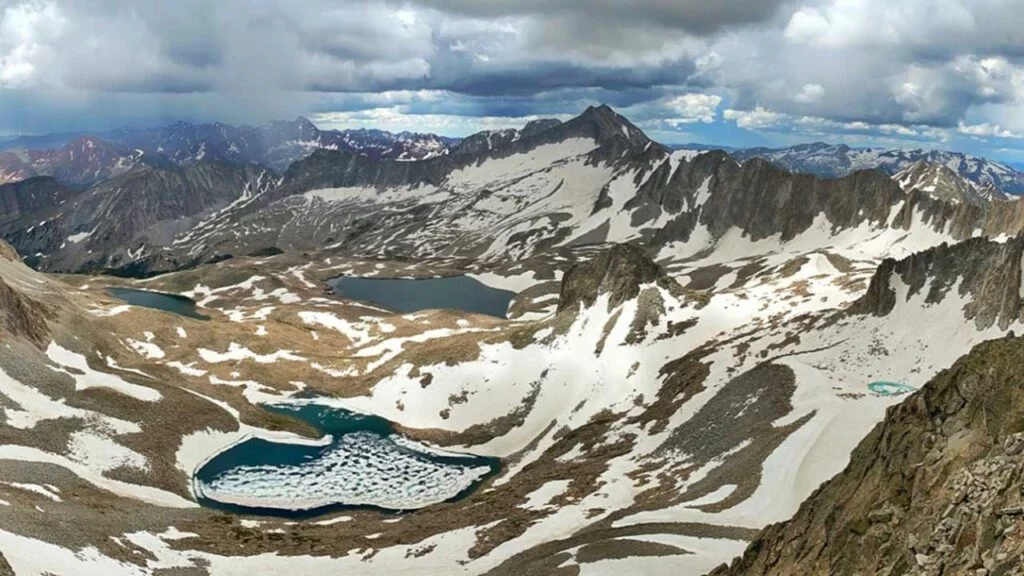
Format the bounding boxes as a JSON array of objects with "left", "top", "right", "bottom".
[
  {"left": 851, "top": 236, "right": 1024, "bottom": 330},
  {"left": 647, "top": 154, "right": 903, "bottom": 246},
  {"left": 558, "top": 243, "right": 679, "bottom": 312},
  {"left": 0, "top": 177, "right": 75, "bottom": 225},
  {"left": 711, "top": 334, "right": 1024, "bottom": 576}
]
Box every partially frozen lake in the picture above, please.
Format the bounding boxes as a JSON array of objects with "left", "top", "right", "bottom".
[
  {"left": 108, "top": 287, "right": 209, "bottom": 320},
  {"left": 329, "top": 275, "right": 516, "bottom": 318},
  {"left": 868, "top": 381, "right": 916, "bottom": 396},
  {"left": 193, "top": 403, "right": 500, "bottom": 517}
]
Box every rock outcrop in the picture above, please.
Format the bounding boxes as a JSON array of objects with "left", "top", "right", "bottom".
[
  {"left": 851, "top": 236, "right": 1024, "bottom": 329},
  {"left": 0, "top": 552, "right": 12, "bottom": 576},
  {"left": 558, "top": 243, "right": 678, "bottom": 312},
  {"left": 711, "top": 334, "right": 1024, "bottom": 576},
  {"left": 648, "top": 155, "right": 904, "bottom": 247},
  {"left": 0, "top": 176, "right": 75, "bottom": 225}
]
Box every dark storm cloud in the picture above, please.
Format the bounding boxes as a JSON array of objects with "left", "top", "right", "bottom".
[
  {"left": 398, "top": 0, "right": 792, "bottom": 36},
  {"left": 420, "top": 54, "right": 698, "bottom": 97}
]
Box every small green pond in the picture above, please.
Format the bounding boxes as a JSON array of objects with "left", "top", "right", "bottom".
[{"left": 868, "top": 381, "right": 916, "bottom": 396}]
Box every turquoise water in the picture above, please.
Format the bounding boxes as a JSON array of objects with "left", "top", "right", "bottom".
[
  {"left": 108, "top": 287, "right": 209, "bottom": 320},
  {"left": 193, "top": 403, "right": 501, "bottom": 518},
  {"left": 868, "top": 381, "right": 916, "bottom": 396},
  {"left": 329, "top": 276, "right": 515, "bottom": 318}
]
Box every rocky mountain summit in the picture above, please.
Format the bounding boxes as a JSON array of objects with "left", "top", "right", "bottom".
[{"left": 894, "top": 161, "right": 1009, "bottom": 204}]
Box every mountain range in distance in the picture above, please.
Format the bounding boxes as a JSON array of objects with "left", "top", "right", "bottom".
[
  {"left": 0, "top": 102, "right": 1021, "bottom": 282},
  {"left": 2, "top": 113, "right": 1023, "bottom": 196},
  {"left": 0, "top": 118, "right": 459, "bottom": 188}
]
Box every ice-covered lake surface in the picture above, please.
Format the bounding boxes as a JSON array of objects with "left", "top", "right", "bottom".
[
  {"left": 868, "top": 381, "right": 916, "bottom": 396},
  {"left": 108, "top": 287, "right": 209, "bottom": 320},
  {"left": 193, "top": 403, "right": 501, "bottom": 518},
  {"left": 329, "top": 275, "right": 516, "bottom": 318}
]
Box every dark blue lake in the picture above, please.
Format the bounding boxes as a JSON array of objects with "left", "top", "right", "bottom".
[
  {"left": 108, "top": 287, "right": 209, "bottom": 320},
  {"left": 193, "top": 403, "right": 500, "bottom": 518},
  {"left": 329, "top": 276, "right": 515, "bottom": 318}
]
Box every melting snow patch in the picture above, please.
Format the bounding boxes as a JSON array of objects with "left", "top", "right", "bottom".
[
  {"left": 167, "top": 361, "right": 208, "bottom": 377},
  {"left": 126, "top": 338, "right": 165, "bottom": 360},
  {"left": 521, "top": 480, "right": 571, "bottom": 511},
  {"left": 66, "top": 230, "right": 94, "bottom": 244},
  {"left": 68, "top": 431, "right": 148, "bottom": 473},
  {"left": 46, "top": 342, "right": 162, "bottom": 402},
  {"left": 2, "top": 482, "right": 62, "bottom": 502},
  {"left": 198, "top": 343, "right": 304, "bottom": 364},
  {"left": 91, "top": 305, "right": 132, "bottom": 317}
]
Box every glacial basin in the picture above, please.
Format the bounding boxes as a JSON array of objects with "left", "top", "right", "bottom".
[
  {"left": 193, "top": 403, "right": 500, "bottom": 518},
  {"left": 108, "top": 287, "right": 209, "bottom": 320},
  {"left": 329, "top": 275, "right": 516, "bottom": 318}
]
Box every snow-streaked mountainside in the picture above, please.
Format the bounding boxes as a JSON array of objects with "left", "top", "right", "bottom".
[
  {"left": 731, "top": 142, "right": 1024, "bottom": 194},
  {"left": 0, "top": 137, "right": 153, "bottom": 188},
  {"left": 893, "top": 161, "right": 1010, "bottom": 204},
  {"left": 107, "top": 118, "right": 461, "bottom": 171},
  {"left": 14, "top": 104, "right": 1024, "bottom": 279},
  {"left": 0, "top": 119, "right": 460, "bottom": 184},
  {"left": 2, "top": 104, "right": 1024, "bottom": 575}
]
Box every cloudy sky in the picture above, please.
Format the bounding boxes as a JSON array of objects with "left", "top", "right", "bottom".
[{"left": 0, "top": 0, "right": 1022, "bottom": 162}]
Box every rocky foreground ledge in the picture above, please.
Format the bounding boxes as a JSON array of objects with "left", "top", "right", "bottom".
[{"left": 711, "top": 334, "right": 1024, "bottom": 576}]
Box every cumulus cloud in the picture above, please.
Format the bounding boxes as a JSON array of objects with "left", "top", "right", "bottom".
[
  {"left": 959, "top": 121, "right": 1023, "bottom": 139},
  {"left": 794, "top": 83, "right": 825, "bottom": 103},
  {"left": 659, "top": 93, "right": 723, "bottom": 125},
  {"left": 724, "top": 107, "right": 788, "bottom": 130}
]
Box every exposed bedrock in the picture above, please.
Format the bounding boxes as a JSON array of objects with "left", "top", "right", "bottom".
[
  {"left": 852, "top": 235, "right": 1024, "bottom": 330},
  {"left": 711, "top": 334, "right": 1024, "bottom": 576},
  {"left": 557, "top": 243, "right": 680, "bottom": 312}
]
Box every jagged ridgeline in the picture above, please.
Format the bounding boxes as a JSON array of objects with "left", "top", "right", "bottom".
[
  {"left": 3, "top": 104, "right": 1024, "bottom": 279},
  {"left": 852, "top": 236, "right": 1024, "bottom": 330}
]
